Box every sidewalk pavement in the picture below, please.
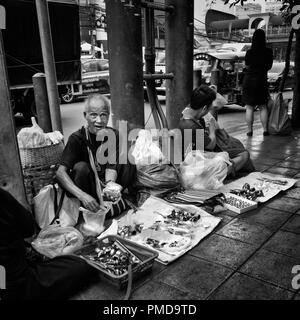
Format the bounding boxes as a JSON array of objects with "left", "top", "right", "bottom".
[{"left": 72, "top": 119, "right": 300, "bottom": 300}]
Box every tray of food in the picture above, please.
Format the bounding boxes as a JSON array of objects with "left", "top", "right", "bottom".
[
  {"left": 224, "top": 193, "right": 258, "bottom": 214},
  {"left": 74, "top": 235, "right": 158, "bottom": 288}
]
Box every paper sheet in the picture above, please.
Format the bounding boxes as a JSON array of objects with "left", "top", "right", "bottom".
[{"left": 220, "top": 172, "right": 297, "bottom": 203}]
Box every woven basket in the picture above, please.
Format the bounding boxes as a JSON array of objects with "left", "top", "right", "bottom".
[
  {"left": 19, "top": 141, "right": 64, "bottom": 204},
  {"left": 19, "top": 141, "right": 64, "bottom": 168}
]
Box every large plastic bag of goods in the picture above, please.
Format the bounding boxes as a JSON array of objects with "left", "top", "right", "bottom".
[{"left": 180, "top": 150, "right": 230, "bottom": 190}]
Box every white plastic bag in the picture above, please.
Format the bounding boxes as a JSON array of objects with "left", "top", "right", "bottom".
[
  {"left": 180, "top": 150, "right": 230, "bottom": 190},
  {"left": 33, "top": 184, "right": 80, "bottom": 229},
  {"left": 132, "top": 129, "right": 164, "bottom": 166}
]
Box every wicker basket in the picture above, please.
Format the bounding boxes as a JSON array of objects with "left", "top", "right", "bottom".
[
  {"left": 19, "top": 141, "right": 64, "bottom": 169},
  {"left": 19, "top": 141, "right": 64, "bottom": 204}
]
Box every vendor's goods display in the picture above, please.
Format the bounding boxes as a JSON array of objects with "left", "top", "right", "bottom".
[
  {"left": 220, "top": 172, "right": 297, "bottom": 203},
  {"left": 224, "top": 193, "right": 258, "bottom": 214},
  {"left": 230, "top": 183, "right": 264, "bottom": 201},
  {"left": 75, "top": 235, "right": 158, "bottom": 288},
  {"left": 101, "top": 196, "right": 221, "bottom": 264},
  {"left": 134, "top": 229, "right": 192, "bottom": 255},
  {"left": 117, "top": 223, "right": 144, "bottom": 238}
]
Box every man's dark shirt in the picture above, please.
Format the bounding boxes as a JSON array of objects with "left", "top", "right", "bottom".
[{"left": 60, "top": 126, "right": 119, "bottom": 180}]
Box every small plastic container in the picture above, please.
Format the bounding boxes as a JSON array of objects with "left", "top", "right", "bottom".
[
  {"left": 74, "top": 235, "right": 158, "bottom": 288},
  {"left": 224, "top": 193, "right": 258, "bottom": 214}
]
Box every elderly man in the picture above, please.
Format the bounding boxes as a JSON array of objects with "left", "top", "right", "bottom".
[{"left": 56, "top": 94, "right": 136, "bottom": 212}]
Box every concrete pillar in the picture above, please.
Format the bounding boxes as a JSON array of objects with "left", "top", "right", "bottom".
[
  {"left": 32, "top": 73, "right": 52, "bottom": 133},
  {"left": 165, "top": 0, "right": 194, "bottom": 129},
  {"left": 105, "top": 0, "right": 144, "bottom": 130}
]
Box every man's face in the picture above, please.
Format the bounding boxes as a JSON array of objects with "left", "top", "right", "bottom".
[{"left": 84, "top": 99, "right": 110, "bottom": 135}]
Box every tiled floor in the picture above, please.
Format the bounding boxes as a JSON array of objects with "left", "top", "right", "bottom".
[{"left": 72, "top": 125, "right": 300, "bottom": 300}]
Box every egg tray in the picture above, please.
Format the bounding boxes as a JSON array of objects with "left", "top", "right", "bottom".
[
  {"left": 74, "top": 235, "right": 158, "bottom": 289},
  {"left": 224, "top": 193, "right": 258, "bottom": 214}
]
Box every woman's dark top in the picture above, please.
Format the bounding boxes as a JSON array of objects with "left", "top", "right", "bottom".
[{"left": 242, "top": 47, "right": 273, "bottom": 105}]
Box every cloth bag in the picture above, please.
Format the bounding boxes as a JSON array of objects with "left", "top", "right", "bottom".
[
  {"left": 268, "top": 92, "right": 292, "bottom": 135},
  {"left": 180, "top": 150, "right": 230, "bottom": 190},
  {"left": 33, "top": 184, "right": 80, "bottom": 229},
  {"left": 136, "top": 163, "right": 181, "bottom": 196}
]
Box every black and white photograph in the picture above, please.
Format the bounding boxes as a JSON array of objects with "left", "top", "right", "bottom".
[{"left": 0, "top": 0, "right": 300, "bottom": 310}]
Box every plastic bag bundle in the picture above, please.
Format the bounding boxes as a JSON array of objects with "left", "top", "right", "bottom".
[
  {"left": 31, "top": 225, "right": 84, "bottom": 258},
  {"left": 132, "top": 130, "right": 165, "bottom": 166},
  {"left": 17, "top": 117, "right": 63, "bottom": 148},
  {"left": 180, "top": 150, "right": 230, "bottom": 190}
]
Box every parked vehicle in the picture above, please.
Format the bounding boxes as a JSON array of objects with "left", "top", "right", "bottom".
[
  {"left": 267, "top": 61, "right": 295, "bottom": 92},
  {"left": 60, "top": 58, "right": 110, "bottom": 103},
  {"left": 193, "top": 51, "right": 246, "bottom": 105},
  {"left": 1, "top": 0, "right": 81, "bottom": 120}
]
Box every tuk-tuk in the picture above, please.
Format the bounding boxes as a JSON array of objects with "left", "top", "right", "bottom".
[{"left": 193, "top": 51, "right": 246, "bottom": 105}]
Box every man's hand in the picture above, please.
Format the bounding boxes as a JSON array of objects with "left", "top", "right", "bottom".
[{"left": 79, "top": 193, "right": 100, "bottom": 212}]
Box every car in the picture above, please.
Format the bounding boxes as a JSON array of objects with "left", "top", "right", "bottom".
[
  {"left": 268, "top": 61, "right": 295, "bottom": 92},
  {"left": 60, "top": 58, "right": 110, "bottom": 104}
]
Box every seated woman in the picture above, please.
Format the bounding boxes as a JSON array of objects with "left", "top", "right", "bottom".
[
  {"left": 0, "top": 188, "right": 96, "bottom": 300},
  {"left": 178, "top": 85, "right": 252, "bottom": 177}
]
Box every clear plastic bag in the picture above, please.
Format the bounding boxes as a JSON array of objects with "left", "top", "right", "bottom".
[
  {"left": 180, "top": 150, "right": 230, "bottom": 190},
  {"left": 79, "top": 206, "right": 108, "bottom": 236},
  {"left": 31, "top": 225, "right": 84, "bottom": 258}
]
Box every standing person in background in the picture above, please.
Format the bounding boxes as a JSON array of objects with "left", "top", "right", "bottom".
[{"left": 242, "top": 29, "right": 273, "bottom": 137}]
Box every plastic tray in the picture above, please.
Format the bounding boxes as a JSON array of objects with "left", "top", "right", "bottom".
[
  {"left": 224, "top": 193, "right": 258, "bottom": 214},
  {"left": 74, "top": 235, "right": 158, "bottom": 288}
]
